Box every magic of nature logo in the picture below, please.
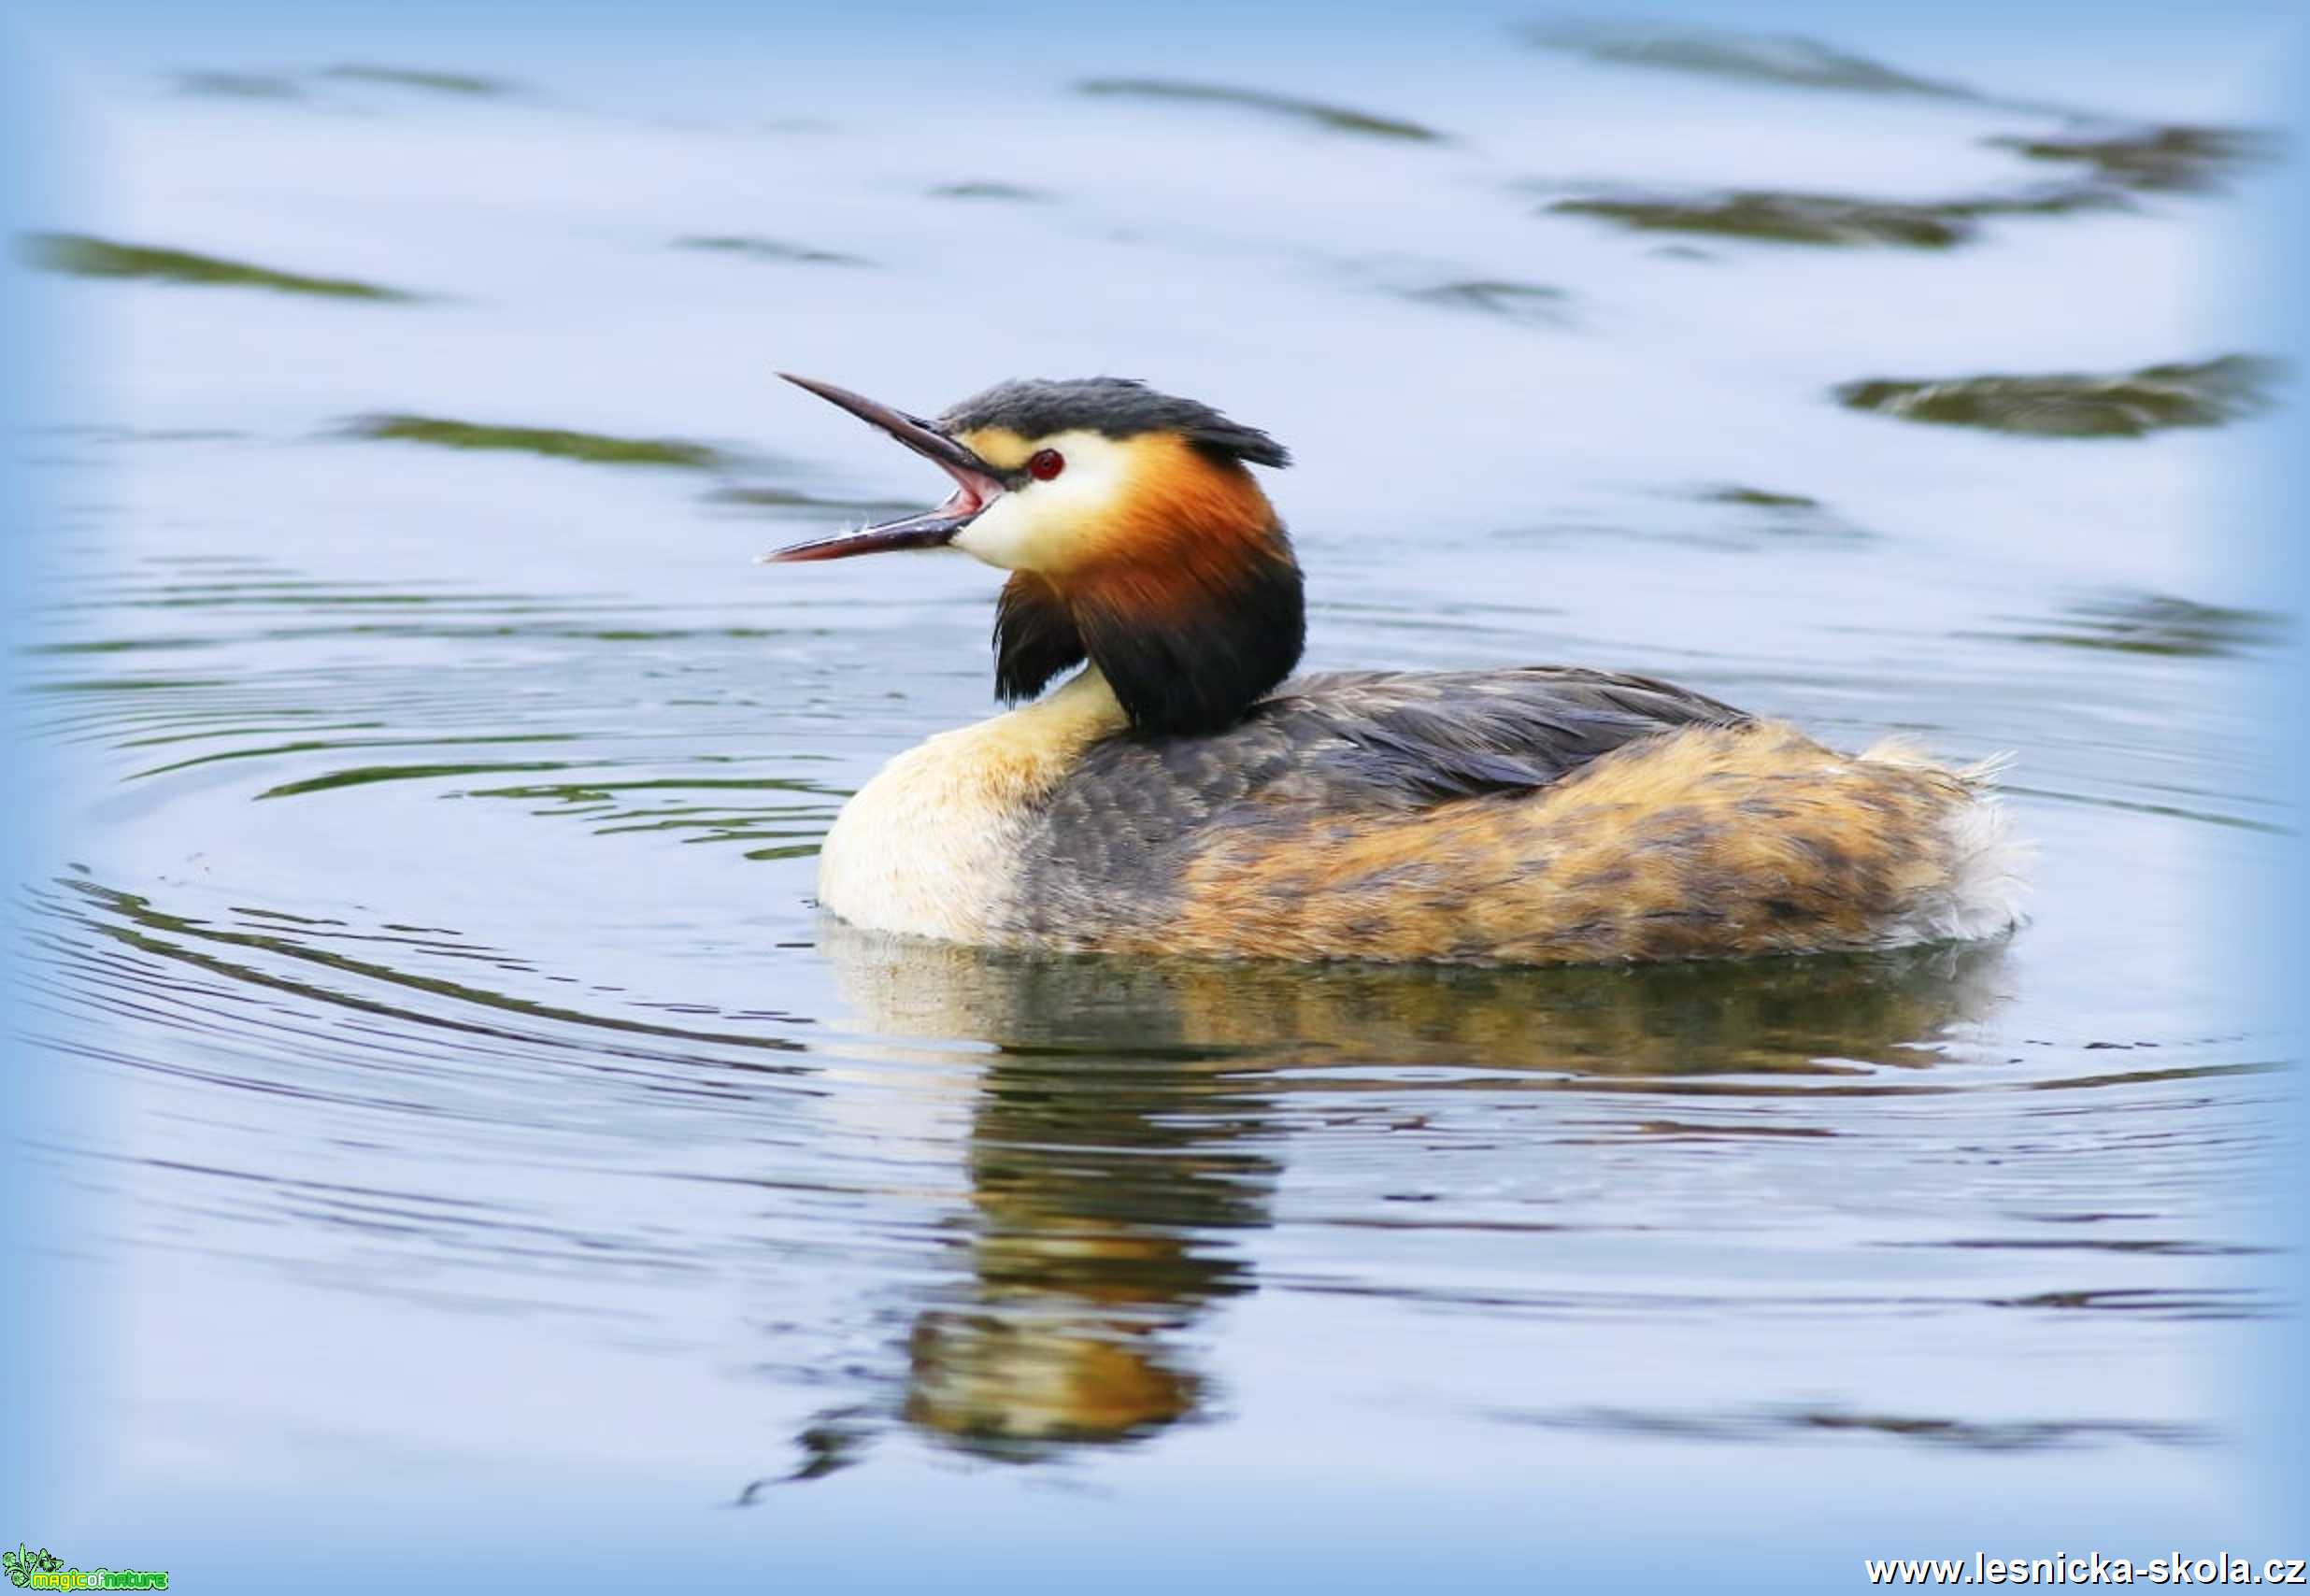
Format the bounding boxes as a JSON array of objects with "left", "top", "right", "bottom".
[{"left": 4, "top": 1546, "right": 168, "bottom": 1591}]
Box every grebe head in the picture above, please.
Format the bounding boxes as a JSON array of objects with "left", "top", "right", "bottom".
[{"left": 769, "top": 374, "right": 1303, "bottom": 736}]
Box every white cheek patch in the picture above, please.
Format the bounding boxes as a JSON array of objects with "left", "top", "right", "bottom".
[{"left": 952, "top": 431, "right": 1133, "bottom": 572}]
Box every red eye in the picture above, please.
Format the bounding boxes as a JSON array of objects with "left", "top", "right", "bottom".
[{"left": 1027, "top": 449, "right": 1064, "bottom": 481}]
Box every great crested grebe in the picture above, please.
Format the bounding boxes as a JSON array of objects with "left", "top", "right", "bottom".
[{"left": 769, "top": 374, "right": 2024, "bottom": 965}]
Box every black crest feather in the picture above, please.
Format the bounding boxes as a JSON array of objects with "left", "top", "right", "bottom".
[{"left": 940, "top": 378, "right": 1290, "bottom": 469}]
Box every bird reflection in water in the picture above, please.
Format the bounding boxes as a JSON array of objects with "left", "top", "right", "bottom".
[{"left": 738, "top": 926, "right": 2009, "bottom": 1487}]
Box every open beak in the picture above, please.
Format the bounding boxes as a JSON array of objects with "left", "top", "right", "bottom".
[{"left": 762, "top": 374, "right": 1012, "bottom": 563}]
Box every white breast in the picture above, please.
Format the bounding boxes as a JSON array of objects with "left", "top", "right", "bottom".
[
  {"left": 816, "top": 731, "right": 1034, "bottom": 941},
  {"left": 814, "top": 670, "right": 1132, "bottom": 943}
]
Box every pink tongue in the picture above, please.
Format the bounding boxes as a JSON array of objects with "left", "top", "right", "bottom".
[
  {"left": 924, "top": 444, "right": 1005, "bottom": 505},
  {"left": 930, "top": 456, "right": 1000, "bottom": 514}
]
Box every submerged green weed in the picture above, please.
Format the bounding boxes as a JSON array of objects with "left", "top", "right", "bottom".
[
  {"left": 22, "top": 233, "right": 415, "bottom": 301},
  {"left": 344, "top": 414, "right": 727, "bottom": 469}
]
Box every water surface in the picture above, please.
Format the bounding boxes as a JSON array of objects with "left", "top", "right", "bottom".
[{"left": 13, "top": 11, "right": 2292, "bottom": 1581}]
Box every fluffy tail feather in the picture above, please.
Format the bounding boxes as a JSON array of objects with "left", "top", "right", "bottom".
[{"left": 1861, "top": 738, "right": 2030, "bottom": 944}]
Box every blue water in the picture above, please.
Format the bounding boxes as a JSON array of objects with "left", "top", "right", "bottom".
[{"left": 9, "top": 10, "right": 2294, "bottom": 1584}]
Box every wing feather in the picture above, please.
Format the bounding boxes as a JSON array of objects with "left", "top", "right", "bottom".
[{"left": 1245, "top": 667, "right": 1749, "bottom": 807}]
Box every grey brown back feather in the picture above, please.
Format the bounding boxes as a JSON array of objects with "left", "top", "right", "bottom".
[
  {"left": 1281, "top": 667, "right": 1747, "bottom": 807},
  {"left": 999, "top": 667, "right": 1749, "bottom": 938}
]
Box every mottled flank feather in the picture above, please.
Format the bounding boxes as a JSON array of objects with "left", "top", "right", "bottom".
[{"left": 990, "top": 671, "right": 2019, "bottom": 962}]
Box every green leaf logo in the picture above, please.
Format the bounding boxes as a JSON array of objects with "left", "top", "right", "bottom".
[{"left": 4, "top": 1546, "right": 65, "bottom": 1585}]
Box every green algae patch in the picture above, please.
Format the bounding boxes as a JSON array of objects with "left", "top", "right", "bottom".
[
  {"left": 1835, "top": 355, "right": 2282, "bottom": 438},
  {"left": 1076, "top": 78, "right": 1444, "bottom": 142},
  {"left": 1696, "top": 484, "right": 1869, "bottom": 541},
  {"left": 344, "top": 414, "right": 728, "bottom": 470},
  {"left": 321, "top": 64, "right": 516, "bottom": 96},
  {"left": 173, "top": 71, "right": 305, "bottom": 100},
  {"left": 1399, "top": 279, "right": 1570, "bottom": 325},
  {"left": 1704, "top": 486, "right": 1819, "bottom": 510},
  {"left": 1522, "top": 21, "right": 1984, "bottom": 101},
  {"left": 1990, "top": 593, "right": 2289, "bottom": 658},
  {"left": 1987, "top": 123, "right": 2279, "bottom": 193},
  {"left": 22, "top": 233, "right": 416, "bottom": 301},
  {"left": 1547, "top": 186, "right": 2119, "bottom": 249},
  {"left": 675, "top": 235, "right": 871, "bottom": 267},
  {"left": 927, "top": 181, "right": 1054, "bottom": 203}
]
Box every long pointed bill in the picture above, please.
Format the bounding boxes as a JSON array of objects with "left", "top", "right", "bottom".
[{"left": 763, "top": 374, "right": 1012, "bottom": 563}]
